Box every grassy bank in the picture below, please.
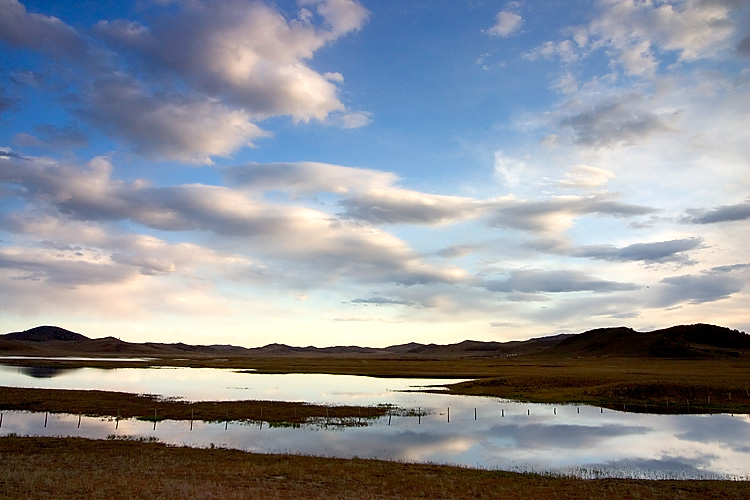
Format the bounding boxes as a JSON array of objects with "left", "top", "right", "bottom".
[
  {"left": 0, "top": 386, "right": 387, "bottom": 424},
  {"left": 440, "top": 357, "right": 750, "bottom": 414},
  {"left": 1, "top": 436, "right": 748, "bottom": 499}
]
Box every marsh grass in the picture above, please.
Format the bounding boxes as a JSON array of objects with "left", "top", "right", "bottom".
[
  {"left": 0, "top": 386, "right": 387, "bottom": 424},
  {"left": 1, "top": 436, "right": 748, "bottom": 499}
]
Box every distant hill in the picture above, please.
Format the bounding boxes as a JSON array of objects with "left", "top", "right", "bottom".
[
  {"left": 1, "top": 324, "right": 747, "bottom": 359},
  {"left": 5, "top": 326, "right": 90, "bottom": 342},
  {"left": 548, "top": 324, "right": 750, "bottom": 358}
]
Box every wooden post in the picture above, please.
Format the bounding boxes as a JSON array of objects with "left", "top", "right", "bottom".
[
  {"left": 418, "top": 407, "right": 421, "bottom": 425},
  {"left": 0, "top": 412, "right": 3, "bottom": 428},
  {"left": 501, "top": 409, "right": 504, "bottom": 418},
  {"left": 116, "top": 410, "right": 120, "bottom": 430},
  {"left": 388, "top": 410, "right": 392, "bottom": 426},
  {"left": 44, "top": 412, "right": 48, "bottom": 428},
  {"left": 190, "top": 409, "right": 194, "bottom": 431},
  {"left": 527, "top": 409, "right": 529, "bottom": 416},
  {"left": 78, "top": 413, "right": 82, "bottom": 428},
  {"left": 577, "top": 407, "right": 579, "bottom": 414},
  {"left": 447, "top": 407, "right": 450, "bottom": 423},
  {"left": 474, "top": 408, "right": 477, "bottom": 420},
  {"left": 554, "top": 408, "right": 556, "bottom": 415}
]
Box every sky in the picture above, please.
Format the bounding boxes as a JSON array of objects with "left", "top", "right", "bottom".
[{"left": 1, "top": 0, "right": 749, "bottom": 347}]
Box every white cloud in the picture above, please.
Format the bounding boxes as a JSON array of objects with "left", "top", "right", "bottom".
[
  {"left": 591, "top": 0, "right": 740, "bottom": 65},
  {"left": 0, "top": 0, "right": 89, "bottom": 60},
  {"left": 553, "top": 72, "right": 579, "bottom": 95},
  {"left": 224, "top": 161, "right": 397, "bottom": 194},
  {"left": 493, "top": 151, "right": 527, "bottom": 188},
  {"left": 95, "top": 0, "right": 369, "bottom": 122},
  {"left": 79, "top": 76, "right": 269, "bottom": 164},
  {"left": 557, "top": 165, "right": 614, "bottom": 189},
  {"left": 484, "top": 269, "right": 638, "bottom": 294},
  {"left": 0, "top": 155, "right": 468, "bottom": 291},
  {"left": 339, "top": 189, "right": 485, "bottom": 225},
  {"left": 524, "top": 40, "right": 579, "bottom": 63},
  {"left": 570, "top": 237, "right": 703, "bottom": 265},
  {"left": 526, "top": 0, "right": 747, "bottom": 77},
  {"left": 488, "top": 11, "right": 523, "bottom": 38},
  {"left": 485, "top": 193, "right": 655, "bottom": 235},
  {"left": 558, "top": 92, "right": 678, "bottom": 148},
  {"left": 3, "top": 0, "right": 370, "bottom": 163}
]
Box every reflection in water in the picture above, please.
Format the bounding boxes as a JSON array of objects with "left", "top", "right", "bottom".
[
  {"left": 16, "top": 366, "right": 82, "bottom": 379},
  {"left": 1, "top": 363, "right": 749, "bottom": 479}
]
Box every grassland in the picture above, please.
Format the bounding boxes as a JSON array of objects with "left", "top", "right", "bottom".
[
  {"left": 0, "top": 386, "right": 387, "bottom": 424},
  {"left": 1, "top": 436, "right": 748, "bottom": 500}
]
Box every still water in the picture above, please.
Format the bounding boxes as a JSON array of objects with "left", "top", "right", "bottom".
[{"left": 1, "top": 363, "right": 749, "bottom": 479}]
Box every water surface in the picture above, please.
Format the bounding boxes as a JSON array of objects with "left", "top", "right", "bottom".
[{"left": 1, "top": 363, "right": 749, "bottom": 479}]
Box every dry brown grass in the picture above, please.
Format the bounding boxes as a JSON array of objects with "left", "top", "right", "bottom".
[
  {"left": 441, "top": 357, "right": 750, "bottom": 414},
  {"left": 1, "top": 436, "right": 748, "bottom": 499},
  {"left": 0, "top": 386, "right": 387, "bottom": 424}
]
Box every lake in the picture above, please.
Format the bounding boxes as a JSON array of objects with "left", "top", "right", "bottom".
[{"left": 1, "top": 362, "right": 749, "bottom": 479}]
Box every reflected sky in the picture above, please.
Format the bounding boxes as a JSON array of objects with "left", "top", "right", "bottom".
[
  {"left": 0, "top": 364, "right": 460, "bottom": 403},
  {"left": 1, "top": 363, "right": 749, "bottom": 479}
]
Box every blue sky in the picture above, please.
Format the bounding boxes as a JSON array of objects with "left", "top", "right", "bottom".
[{"left": 1, "top": 0, "right": 749, "bottom": 347}]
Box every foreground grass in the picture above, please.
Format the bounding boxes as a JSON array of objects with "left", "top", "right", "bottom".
[
  {"left": 1, "top": 437, "right": 748, "bottom": 500},
  {"left": 0, "top": 386, "right": 387, "bottom": 424}
]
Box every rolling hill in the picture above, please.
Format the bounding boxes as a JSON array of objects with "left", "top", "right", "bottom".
[
  {"left": 546, "top": 324, "right": 750, "bottom": 358},
  {"left": 1, "top": 324, "right": 748, "bottom": 359}
]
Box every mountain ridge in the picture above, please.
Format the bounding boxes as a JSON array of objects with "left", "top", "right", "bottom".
[{"left": 1, "top": 324, "right": 748, "bottom": 359}]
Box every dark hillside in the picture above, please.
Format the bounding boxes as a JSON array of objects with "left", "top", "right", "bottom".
[
  {"left": 549, "top": 324, "right": 750, "bottom": 358},
  {"left": 5, "top": 326, "right": 90, "bottom": 342},
  {"left": 1, "top": 324, "right": 746, "bottom": 359}
]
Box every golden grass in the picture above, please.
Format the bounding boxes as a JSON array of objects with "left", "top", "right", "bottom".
[
  {"left": 1, "top": 436, "right": 748, "bottom": 500},
  {"left": 440, "top": 357, "right": 750, "bottom": 414}
]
